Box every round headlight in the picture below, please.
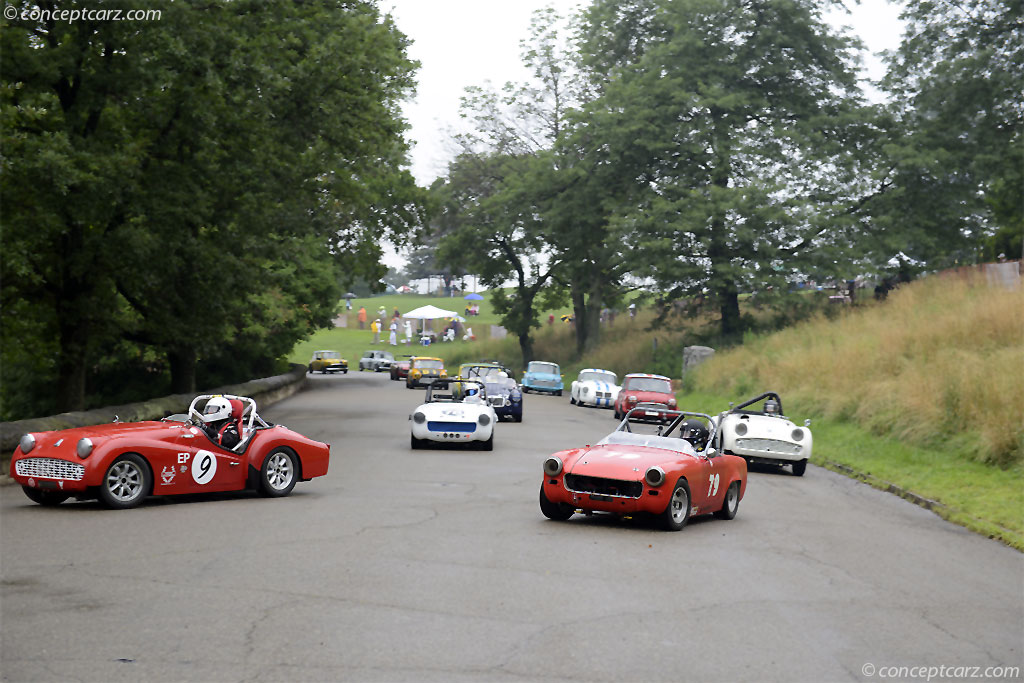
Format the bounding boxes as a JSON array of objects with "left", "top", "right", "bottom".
[
  {"left": 478, "top": 413, "right": 491, "bottom": 426},
  {"left": 413, "top": 411, "right": 426, "bottom": 424},
  {"left": 735, "top": 422, "right": 748, "bottom": 436},
  {"left": 645, "top": 466, "right": 666, "bottom": 487},
  {"left": 628, "top": 395, "right": 637, "bottom": 403},
  {"left": 543, "top": 457, "right": 563, "bottom": 476},
  {"left": 791, "top": 428, "right": 804, "bottom": 442},
  {"left": 76, "top": 437, "right": 94, "bottom": 459},
  {"left": 581, "top": 387, "right": 589, "bottom": 395},
  {"left": 19, "top": 433, "right": 36, "bottom": 454},
  {"left": 412, "top": 370, "right": 421, "bottom": 378}
]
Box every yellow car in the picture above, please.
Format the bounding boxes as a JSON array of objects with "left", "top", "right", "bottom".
[
  {"left": 406, "top": 356, "right": 447, "bottom": 389},
  {"left": 308, "top": 350, "right": 348, "bottom": 374}
]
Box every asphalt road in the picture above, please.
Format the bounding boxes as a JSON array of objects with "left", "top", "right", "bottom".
[{"left": 2, "top": 372, "right": 1021, "bottom": 682}]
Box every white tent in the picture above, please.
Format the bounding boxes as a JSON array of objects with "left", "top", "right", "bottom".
[
  {"left": 402, "top": 304, "right": 460, "bottom": 338},
  {"left": 403, "top": 304, "right": 459, "bottom": 319}
]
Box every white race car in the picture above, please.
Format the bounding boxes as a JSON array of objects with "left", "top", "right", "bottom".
[
  {"left": 410, "top": 379, "right": 496, "bottom": 451},
  {"left": 570, "top": 368, "right": 620, "bottom": 409},
  {"left": 714, "top": 392, "right": 812, "bottom": 476}
]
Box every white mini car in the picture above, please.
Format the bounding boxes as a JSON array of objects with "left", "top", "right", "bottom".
[
  {"left": 570, "top": 368, "right": 620, "bottom": 409},
  {"left": 714, "top": 392, "right": 812, "bottom": 476},
  {"left": 410, "top": 379, "right": 497, "bottom": 451}
]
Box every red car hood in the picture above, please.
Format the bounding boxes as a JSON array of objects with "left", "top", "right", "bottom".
[
  {"left": 562, "top": 442, "right": 697, "bottom": 479},
  {"left": 622, "top": 390, "right": 675, "bottom": 406},
  {"left": 23, "top": 421, "right": 177, "bottom": 450}
]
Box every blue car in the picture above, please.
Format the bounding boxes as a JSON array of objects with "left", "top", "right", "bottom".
[
  {"left": 481, "top": 374, "right": 523, "bottom": 422},
  {"left": 521, "top": 360, "right": 563, "bottom": 396}
]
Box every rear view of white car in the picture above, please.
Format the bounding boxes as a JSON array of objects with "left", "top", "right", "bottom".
[
  {"left": 410, "top": 379, "right": 496, "bottom": 450},
  {"left": 570, "top": 368, "right": 620, "bottom": 409},
  {"left": 715, "top": 392, "right": 812, "bottom": 476}
]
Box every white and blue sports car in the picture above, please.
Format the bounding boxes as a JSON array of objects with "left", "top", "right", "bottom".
[{"left": 570, "top": 368, "right": 620, "bottom": 409}]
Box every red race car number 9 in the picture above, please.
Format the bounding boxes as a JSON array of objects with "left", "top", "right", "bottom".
[{"left": 192, "top": 450, "right": 217, "bottom": 485}]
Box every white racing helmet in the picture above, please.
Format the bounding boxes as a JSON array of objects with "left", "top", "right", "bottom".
[{"left": 203, "top": 396, "right": 232, "bottom": 423}]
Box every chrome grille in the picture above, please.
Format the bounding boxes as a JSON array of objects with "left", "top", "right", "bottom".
[
  {"left": 487, "top": 396, "right": 507, "bottom": 407},
  {"left": 531, "top": 380, "right": 558, "bottom": 388},
  {"left": 736, "top": 438, "right": 802, "bottom": 456},
  {"left": 16, "top": 458, "right": 86, "bottom": 481},
  {"left": 564, "top": 474, "right": 643, "bottom": 498}
]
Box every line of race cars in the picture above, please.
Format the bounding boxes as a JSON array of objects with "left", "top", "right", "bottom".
[{"left": 10, "top": 354, "right": 812, "bottom": 532}]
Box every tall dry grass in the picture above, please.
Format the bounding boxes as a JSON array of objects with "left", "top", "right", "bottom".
[{"left": 694, "top": 272, "right": 1024, "bottom": 467}]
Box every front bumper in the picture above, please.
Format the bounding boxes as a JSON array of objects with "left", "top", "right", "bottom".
[
  {"left": 12, "top": 456, "right": 91, "bottom": 493},
  {"left": 542, "top": 475, "right": 667, "bottom": 516},
  {"left": 731, "top": 438, "right": 805, "bottom": 464}
]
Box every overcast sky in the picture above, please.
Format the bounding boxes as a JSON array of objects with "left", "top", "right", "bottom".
[{"left": 380, "top": 0, "right": 905, "bottom": 267}]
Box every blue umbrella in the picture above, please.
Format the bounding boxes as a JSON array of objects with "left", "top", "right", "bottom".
[{"left": 464, "top": 293, "right": 484, "bottom": 300}]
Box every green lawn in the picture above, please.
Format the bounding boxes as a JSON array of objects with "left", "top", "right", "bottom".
[{"left": 288, "top": 292, "right": 513, "bottom": 369}]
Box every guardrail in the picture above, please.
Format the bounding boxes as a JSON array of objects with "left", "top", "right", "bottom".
[{"left": 0, "top": 363, "right": 309, "bottom": 480}]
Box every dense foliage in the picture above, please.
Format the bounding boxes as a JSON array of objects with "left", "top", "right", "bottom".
[{"left": 1, "top": 0, "right": 425, "bottom": 419}]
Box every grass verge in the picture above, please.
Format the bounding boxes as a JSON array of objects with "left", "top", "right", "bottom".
[{"left": 681, "top": 389, "right": 1024, "bottom": 550}]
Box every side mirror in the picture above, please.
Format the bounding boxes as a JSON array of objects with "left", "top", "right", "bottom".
[
  {"left": 804, "top": 419, "right": 811, "bottom": 427},
  {"left": 706, "top": 447, "right": 717, "bottom": 457}
]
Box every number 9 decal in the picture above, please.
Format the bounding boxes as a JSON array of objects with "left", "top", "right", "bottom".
[{"left": 192, "top": 449, "right": 217, "bottom": 485}]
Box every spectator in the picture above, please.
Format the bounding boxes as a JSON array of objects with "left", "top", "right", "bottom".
[
  {"left": 389, "top": 319, "right": 398, "bottom": 346},
  {"left": 357, "top": 307, "right": 367, "bottom": 329},
  {"left": 371, "top": 319, "right": 381, "bottom": 344}
]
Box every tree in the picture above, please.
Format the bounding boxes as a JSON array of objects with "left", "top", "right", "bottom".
[
  {"left": 577, "top": 0, "right": 881, "bottom": 339},
  {"left": 879, "top": 0, "right": 1023, "bottom": 265},
  {"left": 1, "top": 0, "right": 424, "bottom": 417},
  {"left": 435, "top": 152, "right": 558, "bottom": 366}
]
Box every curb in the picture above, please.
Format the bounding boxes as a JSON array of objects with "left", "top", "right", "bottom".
[{"left": 820, "top": 459, "right": 1021, "bottom": 551}]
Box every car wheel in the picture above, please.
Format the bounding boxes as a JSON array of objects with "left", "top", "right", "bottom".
[
  {"left": 22, "top": 486, "right": 70, "bottom": 507},
  {"left": 658, "top": 480, "right": 691, "bottom": 531},
  {"left": 714, "top": 481, "right": 741, "bottom": 520},
  {"left": 307, "top": 365, "right": 313, "bottom": 374},
  {"left": 792, "top": 459, "right": 807, "bottom": 476},
  {"left": 522, "top": 387, "right": 529, "bottom": 394},
  {"left": 99, "top": 454, "right": 151, "bottom": 509},
  {"left": 539, "top": 485, "right": 574, "bottom": 521},
  {"left": 411, "top": 434, "right": 424, "bottom": 450},
  {"left": 478, "top": 432, "right": 494, "bottom": 451},
  {"left": 513, "top": 413, "right": 522, "bottom": 423},
  {"left": 570, "top": 395, "right": 576, "bottom": 405},
  {"left": 343, "top": 370, "right": 348, "bottom": 374},
  {"left": 556, "top": 390, "right": 562, "bottom": 396},
  {"left": 258, "top": 448, "right": 297, "bottom": 497}
]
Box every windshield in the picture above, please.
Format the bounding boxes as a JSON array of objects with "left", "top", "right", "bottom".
[
  {"left": 466, "top": 366, "right": 502, "bottom": 378},
  {"left": 527, "top": 362, "right": 558, "bottom": 374},
  {"left": 415, "top": 359, "right": 444, "bottom": 370},
  {"left": 579, "top": 371, "right": 616, "bottom": 383},
  {"left": 624, "top": 377, "right": 672, "bottom": 393},
  {"left": 321, "top": 352, "right": 340, "bottom": 359}
]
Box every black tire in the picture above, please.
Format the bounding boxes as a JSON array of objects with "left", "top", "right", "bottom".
[
  {"left": 792, "top": 459, "right": 807, "bottom": 476},
  {"left": 22, "top": 486, "right": 69, "bottom": 507},
  {"left": 307, "top": 365, "right": 313, "bottom": 374},
  {"left": 539, "top": 484, "right": 574, "bottom": 521},
  {"left": 657, "top": 479, "right": 691, "bottom": 531},
  {"left": 556, "top": 390, "right": 562, "bottom": 396},
  {"left": 342, "top": 369, "right": 348, "bottom": 374},
  {"left": 477, "top": 432, "right": 494, "bottom": 451},
  {"left": 714, "top": 481, "right": 741, "bottom": 520},
  {"left": 513, "top": 413, "right": 522, "bottom": 423},
  {"left": 259, "top": 448, "right": 297, "bottom": 497},
  {"left": 570, "top": 395, "right": 576, "bottom": 405},
  {"left": 522, "top": 387, "right": 529, "bottom": 394},
  {"left": 98, "top": 454, "right": 151, "bottom": 509},
  {"left": 411, "top": 434, "right": 424, "bottom": 450}
]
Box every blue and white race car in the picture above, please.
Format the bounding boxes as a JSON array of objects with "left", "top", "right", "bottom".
[
  {"left": 570, "top": 368, "right": 620, "bottom": 409},
  {"left": 521, "top": 360, "right": 563, "bottom": 396},
  {"left": 410, "top": 379, "right": 496, "bottom": 450}
]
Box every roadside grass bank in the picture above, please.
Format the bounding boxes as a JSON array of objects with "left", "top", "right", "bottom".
[{"left": 680, "top": 389, "right": 1023, "bottom": 550}]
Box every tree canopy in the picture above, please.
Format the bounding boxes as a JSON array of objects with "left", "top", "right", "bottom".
[{"left": 1, "top": 0, "right": 425, "bottom": 418}]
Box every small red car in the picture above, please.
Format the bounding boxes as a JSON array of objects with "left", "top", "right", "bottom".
[
  {"left": 390, "top": 358, "right": 411, "bottom": 381},
  {"left": 10, "top": 394, "right": 330, "bottom": 509},
  {"left": 613, "top": 373, "right": 677, "bottom": 421},
  {"left": 540, "top": 408, "right": 747, "bottom": 530}
]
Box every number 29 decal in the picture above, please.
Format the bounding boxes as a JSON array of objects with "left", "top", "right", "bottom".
[
  {"left": 191, "top": 450, "right": 217, "bottom": 485},
  {"left": 707, "top": 473, "right": 720, "bottom": 497}
]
